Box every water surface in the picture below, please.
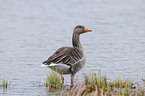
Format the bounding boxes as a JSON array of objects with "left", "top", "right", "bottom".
[{"left": 0, "top": 0, "right": 145, "bottom": 95}]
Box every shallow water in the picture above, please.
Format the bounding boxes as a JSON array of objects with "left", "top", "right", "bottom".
[{"left": 0, "top": 0, "right": 145, "bottom": 95}]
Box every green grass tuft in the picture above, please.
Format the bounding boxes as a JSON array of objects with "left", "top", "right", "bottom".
[
  {"left": 45, "top": 71, "right": 64, "bottom": 91},
  {"left": 1, "top": 80, "right": 11, "bottom": 92},
  {"left": 2, "top": 80, "right": 11, "bottom": 88}
]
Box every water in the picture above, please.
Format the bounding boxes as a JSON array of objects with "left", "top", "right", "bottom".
[{"left": 0, "top": 0, "right": 145, "bottom": 95}]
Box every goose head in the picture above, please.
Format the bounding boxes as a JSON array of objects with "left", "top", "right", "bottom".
[{"left": 73, "top": 25, "right": 92, "bottom": 34}]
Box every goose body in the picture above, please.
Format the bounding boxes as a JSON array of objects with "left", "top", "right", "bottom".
[{"left": 42, "top": 25, "right": 92, "bottom": 85}]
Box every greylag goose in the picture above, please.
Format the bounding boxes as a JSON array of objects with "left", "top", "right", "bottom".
[{"left": 42, "top": 25, "right": 92, "bottom": 85}]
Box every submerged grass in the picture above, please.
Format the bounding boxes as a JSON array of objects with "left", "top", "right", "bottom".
[
  {"left": 61, "top": 72, "right": 145, "bottom": 96},
  {"left": 0, "top": 80, "right": 11, "bottom": 92},
  {"left": 45, "top": 71, "right": 64, "bottom": 91}
]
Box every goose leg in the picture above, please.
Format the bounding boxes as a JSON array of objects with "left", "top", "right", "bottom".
[
  {"left": 71, "top": 77, "right": 73, "bottom": 85},
  {"left": 71, "top": 74, "right": 74, "bottom": 87}
]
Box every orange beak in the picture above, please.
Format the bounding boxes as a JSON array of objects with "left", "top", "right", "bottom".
[{"left": 84, "top": 27, "right": 92, "bottom": 32}]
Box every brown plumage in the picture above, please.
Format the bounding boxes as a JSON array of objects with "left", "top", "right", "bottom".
[
  {"left": 43, "top": 47, "right": 83, "bottom": 65},
  {"left": 42, "top": 25, "right": 92, "bottom": 86}
]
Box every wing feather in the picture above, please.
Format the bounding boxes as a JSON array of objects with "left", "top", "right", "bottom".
[{"left": 43, "top": 47, "right": 84, "bottom": 66}]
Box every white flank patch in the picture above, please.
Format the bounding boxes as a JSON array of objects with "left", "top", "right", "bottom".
[
  {"left": 48, "top": 63, "right": 59, "bottom": 66},
  {"left": 41, "top": 64, "right": 49, "bottom": 67},
  {"left": 49, "top": 63, "right": 70, "bottom": 69},
  {"left": 41, "top": 63, "right": 70, "bottom": 69}
]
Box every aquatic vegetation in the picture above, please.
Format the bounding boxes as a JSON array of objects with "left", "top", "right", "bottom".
[
  {"left": 45, "top": 70, "right": 64, "bottom": 91},
  {"left": 42, "top": 71, "right": 144, "bottom": 95},
  {"left": 1, "top": 80, "right": 11, "bottom": 92},
  {"left": 61, "top": 72, "right": 145, "bottom": 96},
  {"left": 1, "top": 80, "right": 11, "bottom": 88},
  {"left": 31, "top": 70, "right": 64, "bottom": 91},
  {"left": 32, "top": 81, "right": 44, "bottom": 87}
]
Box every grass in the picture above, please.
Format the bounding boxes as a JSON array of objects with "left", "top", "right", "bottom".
[
  {"left": 31, "top": 70, "right": 64, "bottom": 91},
  {"left": 32, "top": 81, "right": 44, "bottom": 87},
  {"left": 61, "top": 72, "right": 145, "bottom": 96},
  {"left": 0, "top": 80, "right": 11, "bottom": 92},
  {"left": 45, "top": 71, "right": 64, "bottom": 91},
  {"left": 42, "top": 70, "right": 144, "bottom": 95}
]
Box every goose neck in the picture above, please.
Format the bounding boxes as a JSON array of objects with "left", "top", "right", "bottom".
[{"left": 72, "top": 33, "right": 82, "bottom": 48}]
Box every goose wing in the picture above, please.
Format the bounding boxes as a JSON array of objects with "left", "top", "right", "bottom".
[{"left": 43, "top": 47, "right": 84, "bottom": 66}]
